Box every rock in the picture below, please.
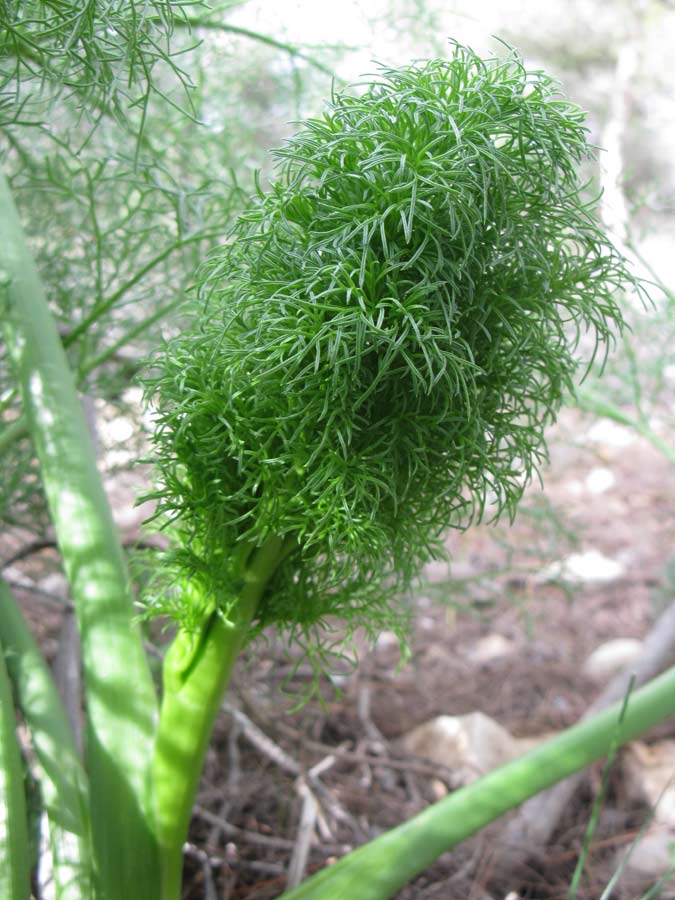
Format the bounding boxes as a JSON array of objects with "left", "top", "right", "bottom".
[
  {"left": 537, "top": 549, "right": 626, "bottom": 584},
  {"left": 374, "top": 630, "right": 403, "bottom": 667},
  {"left": 374, "top": 630, "right": 400, "bottom": 653},
  {"left": 37, "top": 572, "right": 69, "bottom": 601},
  {"left": 584, "top": 466, "right": 616, "bottom": 495},
  {"left": 623, "top": 740, "right": 675, "bottom": 825},
  {"left": 400, "top": 712, "right": 523, "bottom": 786},
  {"left": 468, "top": 634, "right": 517, "bottom": 665},
  {"left": 622, "top": 824, "right": 675, "bottom": 877},
  {"left": 616, "top": 741, "right": 675, "bottom": 887},
  {"left": 429, "top": 778, "right": 448, "bottom": 800},
  {"left": 584, "top": 419, "right": 636, "bottom": 449},
  {"left": 582, "top": 638, "right": 643, "bottom": 683}
]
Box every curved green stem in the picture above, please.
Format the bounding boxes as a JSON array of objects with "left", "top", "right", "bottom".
[
  {"left": 152, "top": 536, "right": 285, "bottom": 900},
  {"left": 278, "top": 664, "right": 675, "bottom": 900}
]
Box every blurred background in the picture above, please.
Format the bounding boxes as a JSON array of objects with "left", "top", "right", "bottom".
[{"left": 2, "top": 1, "right": 674, "bottom": 897}]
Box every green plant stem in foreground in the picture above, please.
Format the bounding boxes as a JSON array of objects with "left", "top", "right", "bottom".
[
  {"left": 278, "top": 664, "right": 675, "bottom": 900},
  {"left": 0, "top": 579, "right": 94, "bottom": 899},
  {"left": 152, "top": 537, "right": 286, "bottom": 900},
  {"left": 0, "top": 629, "right": 30, "bottom": 900},
  {"left": 0, "top": 170, "right": 159, "bottom": 900}
]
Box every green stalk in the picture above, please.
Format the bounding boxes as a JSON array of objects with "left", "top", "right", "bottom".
[
  {"left": 63, "top": 230, "right": 219, "bottom": 351},
  {"left": 278, "top": 664, "right": 675, "bottom": 900},
  {"left": 153, "top": 537, "right": 286, "bottom": 900},
  {"left": 0, "top": 413, "right": 24, "bottom": 456},
  {"left": 0, "top": 631, "right": 31, "bottom": 900},
  {"left": 0, "top": 298, "right": 184, "bottom": 459},
  {"left": 0, "top": 579, "right": 94, "bottom": 899},
  {"left": 0, "top": 170, "right": 159, "bottom": 900},
  {"left": 169, "top": 17, "right": 338, "bottom": 79}
]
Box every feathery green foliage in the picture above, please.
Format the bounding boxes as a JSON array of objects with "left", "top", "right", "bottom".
[
  {"left": 0, "top": 1, "right": 328, "bottom": 533},
  {"left": 147, "top": 44, "right": 639, "bottom": 643},
  {"left": 0, "top": 0, "right": 196, "bottom": 130}
]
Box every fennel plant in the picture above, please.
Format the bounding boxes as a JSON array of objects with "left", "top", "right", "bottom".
[
  {"left": 146, "top": 44, "right": 643, "bottom": 897},
  {"left": 3, "top": 17, "right": 674, "bottom": 899}
]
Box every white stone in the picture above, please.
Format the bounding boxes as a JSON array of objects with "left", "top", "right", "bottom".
[
  {"left": 102, "top": 447, "right": 136, "bottom": 468},
  {"left": 584, "top": 419, "right": 635, "bottom": 449},
  {"left": 468, "top": 634, "right": 517, "bottom": 665},
  {"left": 582, "top": 638, "right": 643, "bottom": 683},
  {"left": 3, "top": 566, "right": 35, "bottom": 589},
  {"left": 38, "top": 572, "right": 69, "bottom": 601},
  {"left": 616, "top": 825, "right": 675, "bottom": 884},
  {"left": 565, "top": 479, "right": 584, "bottom": 497},
  {"left": 430, "top": 778, "right": 448, "bottom": 800},
  {"left": 401, "top": 712, "right": 522, "bottom": 786},
  {"left": 584, "top": 466, "right": 616, "bottom": 495},
  {"left": 537, "top": 550, "right": 626, "bottom": 584},
  {"left": 375, "top": 630, "right": 400, "bottom": 652},
  {"left": 618, "top": 741, "right": 675, "bottom": 886},
  {"left": 623, "top": 741, "right": 675, "bottom": 826},
  {"left": 104, "top": 415, "right": 135, "bottom": 443},
  {"left": 121, "top": 386, "right": 144, "bottom": 406}
]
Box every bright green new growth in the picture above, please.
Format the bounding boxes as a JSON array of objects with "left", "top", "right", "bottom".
[{"left": 148, "top": 44, "right": 636, "bottom": 640}]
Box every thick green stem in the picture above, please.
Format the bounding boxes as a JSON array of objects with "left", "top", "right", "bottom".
[
  {"left": 0, "top": 631, "right": 31, "bottom": 900},
  {"left": 0, "top": 170, "right": 159, "bottom": 900},
  {"left": 0, "top": 579, "right": 94, "bottom": 899},
  {"left": 153, "top": 537, "right": 285, "bottom": 900},
  {"left": 278, "top": 664, "right": 675, "bottom": 900},
  {"left": 0, "top": 298, "right": 184, "bottom": 459}
]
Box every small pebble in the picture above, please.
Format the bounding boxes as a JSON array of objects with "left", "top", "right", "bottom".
[
  {"left": 583, "top": 638, "right": 643, "bottom": 683},
  {"left": 584, "top": 466, "right": 615, "bottom": 495}
]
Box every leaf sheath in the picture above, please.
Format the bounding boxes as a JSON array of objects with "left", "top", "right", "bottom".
[
  {"left": 0, "top": 628, "right": 31, "bottom": 900},
  {"left": 0, "top": 170, "right": 159, "bottom": 900},
  {"left": 0, "top": 579, "right": 94, "bottom": 900}
]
